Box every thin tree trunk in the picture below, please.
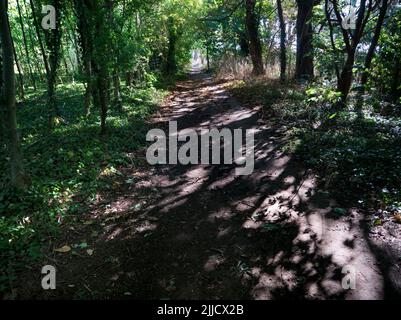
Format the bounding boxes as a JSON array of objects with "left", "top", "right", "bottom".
[
  {"left": 16, "top": 0, "right": 36, "bottom": 90},
  {"left": 206, "top": 44, "right": 210, "bottom": 71},
  {"left": 277, "top": 0, "right": 287, "bottom": 82},
  {"left": 73, "top": 0, "right": 93, "bottom": 115},
  {"left": 238, "top": 31, "right": 250, "bottom": 57},
  {"left": 62, "top": 51, "right": 71, "bottom": 81},
  {"left": 45, "top": 1, "right": 63, "bottom": 126},
  {"left": 125, "top": 72, "right": 133, "bottom": 87},
  {"left": 295, "top": 0, "right": 315, "bottom": 80},
  {"left": 361, "top": 0, "right": 389, "bottom": 87},
  {"left": 0, "top": 45, "right": 4, "bottom": 146},
  {"left": 24, "top": 0, "right": 42, "bottom": 83},
  {"left": 245, "top": 0, "right": 264, "bottom": 75},
  {"left": 287, "top": 25, "right": 292, "bottom": 78},
  {"left": 333, "top": 0, "right": 368, "bottom": 105},
  {"left": 29, "top": 0, "right": 50, "bottom": 78},
  {"left": 338, "top": 50, "right": 356, "bottom": 103},
  {"left": 113, "top": 73, "right": 122, "bottom": 112},
  {"left": 7, "top": 13, "right": 25, "bottom": 100},
  {"left": 97, "top": 74, "right": 108, "bottom": 135},
  {"left": 66, "top": 15, "right": 81, "bottom": 71},
  {"left": 325, "top": 0, "right": 340, "bottom": 81},
  {"left": 0, "top": 0, "right": 26, "bottom": 189},
  {"left": 165, "top": 17, "right": 177, "bottom": 77},
  {"left": 391, "top": 59, "right": 401, "bottom": 101},
  {"left": 11, "top": 35, "right": 25, "bottom": 100}
]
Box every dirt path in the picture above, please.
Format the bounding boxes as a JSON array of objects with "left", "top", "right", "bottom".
[{"left": 18, "top": 73, "right": 397, "bottom": 299}]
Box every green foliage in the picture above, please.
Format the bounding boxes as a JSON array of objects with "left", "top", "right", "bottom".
[
  {"left": 0, "top": 82, "right": 167, "bottom": 294},
  {"left": 230, "top": 79, "right": 401, "bottom": 208},
  {"left": 370, "top": 8, "right": 401, "bottom": 102},
  {"left": 305, "top": 86, "right": 342, "bottom": 105}
]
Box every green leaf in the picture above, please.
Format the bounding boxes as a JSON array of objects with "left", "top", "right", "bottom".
[{"left": 328, "top": 113, "right": 337, "bottom": 120}]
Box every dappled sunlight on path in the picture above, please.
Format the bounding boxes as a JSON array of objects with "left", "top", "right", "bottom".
[{"left": 21, "top": 73, "right": 389, "bottom": 300}]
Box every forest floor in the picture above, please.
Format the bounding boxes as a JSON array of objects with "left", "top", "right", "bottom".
[{"left": 13, "top": 72, "right": 401, "bottom": 300}]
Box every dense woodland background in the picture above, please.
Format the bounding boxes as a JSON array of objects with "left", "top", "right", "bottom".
[{"left": 0, "top": 0, "right": 400, "bottom": 298}]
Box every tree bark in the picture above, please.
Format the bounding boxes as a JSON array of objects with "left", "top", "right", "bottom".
[
  {"left": 361, "top": 0, "right": 390, "bottom": 87},
  {"left": 0, "top": 0, "right": 26, "bottom": 189},
  {"left": 332, "top": 0, "right": 368, "bottom": 105},
  {"left": 337, "top": 49, "right": 356, "bottom": 103},
  {"left": 206, "top": 44, "right": 210, "bottom": 71},
  {"left": 29, "top": 0, "right": 50, "bottom": 77},
  {"left": 277, "top": 0, "right": 287, "bottom": 82},
  {"left": 238, "top": 31, "right": 250, "bottom": 57},
  {"left": 16, "top": 0, "right": 36, "bottom": 90},
  {"left": 0, "top": 46, "right": 4, "bottom": 146},
  {"left": 10, "top": 31, "right": 25, "bottom": 100},
  {"left": 245, "top": 0, "right": 264, "bottom": 75},
  {"left": 295, "top": 0, "right": 315, "bottom": 81},
  {"left": 24, "top": 0, "right": 43, "bottom": 83},
  {"left": 73, "top": 0, "right": 93, "bottom": 116},
  {"left": 44, "top": 0, "right": 64, "bottom": 126},
  {"left": 113, "top": 73, "right": 122, "bottom": 112},
  {"left": 165, "top": 17, "right": 177, "bottom": 77}
]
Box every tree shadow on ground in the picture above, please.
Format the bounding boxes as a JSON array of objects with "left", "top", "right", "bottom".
[{"left": 17, "top": 74, "right": 397, "bottom": 300}]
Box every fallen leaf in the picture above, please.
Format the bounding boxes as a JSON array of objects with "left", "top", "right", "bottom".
[
  {"left": 87, "top": 249, "right": 94, "bottom": 256},
  {"left": 54, "top": 245, "right": 71, "bottom": 253}
]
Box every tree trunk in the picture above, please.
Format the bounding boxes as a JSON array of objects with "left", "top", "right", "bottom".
[
  {"left": 45, "top": 0, "right": 63, "bottom": 126},
  {"left": 245, "top": 0, "right": 264, "bottom": 75},
  {"left": 0, "top": 0, "right": 26, "bottom": 189},
  {"left": 238, "top": 31, "right": 250, "bottom": 57},
  {"left": 16, "top": 0, "right": 36, "bottom": 90},
  {"left": 125, "top": 72, "right": 133, "bottom": 87},
  {"left": 0, "top": 47, "right": 4, "bottom": 146},
  {"left": 29, "top": 0, "right": 50, "bottom": 78},
  {"left": 391, "top": 58, "right": 401, "bottom": 102},
  {"left": 90, "top": 0, "right": 110, "bottom": 135},
  {"left": 73, "top": 0, "right": 93, "bottom": 116},
  {"left": 11, "top": 33, "right": 25, "bottom": 100},
  {"left": 97, "top": 74, "right": 108, "bottom": 135},
  {"left": 361, "top": 0, "right": 390, "bottom": 87},
  {"left": 277, "top": 0, "right": 287, "bottom": 82},
  {"left": 113, "top": 73, "right": 122, "bottom": 112},
  {"left": 337, "top": 50, "right": 356, "bottom": 103},
  {"left": 165, "top": 17, "right": 177, "bottom": 77},
  {"left": 24, "top": 0, "right": 42, "bottom": 83},
  {"left": 295, "top": 0, "right": 315, "bottom": 81},
  {"left": 206, "top": 44, "right": 210, "bottom": 71},
  {"left": 7, "top": 11, "right": 24, "bottom": 100},
  {"left": 332, "top": 0, "right": 368, "bottom": 106}
]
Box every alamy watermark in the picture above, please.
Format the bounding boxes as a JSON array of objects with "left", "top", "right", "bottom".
[
  {"left": 146, "top": 121, "right": 255, "bottom": 176},
  {"left": 342, "top": 5, "right": 357, "bottom": 30},
  {"left": 342, "top": 265, "right": 356, "bottom": 290},
  {"left": 41, "top": 5, "right": 56, "bottom": 30},
  {"left": 41, "top": 265, "right": 56, "bottom": 290}
]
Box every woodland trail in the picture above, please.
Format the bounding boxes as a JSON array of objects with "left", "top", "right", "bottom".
[{"left": 18, "top": 73, "right": 395, "bottom": 300}]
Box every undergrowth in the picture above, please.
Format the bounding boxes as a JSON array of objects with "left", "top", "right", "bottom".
[
  {"left": 228, "top": 78, "right": 401, "bottom": 209},
  {"left": 0, "top": 82, "right": 167, "bottom": 294}
]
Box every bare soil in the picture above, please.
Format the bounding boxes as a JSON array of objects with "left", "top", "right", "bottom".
[{"left": 14, "top": 73, "right": 401, "bottom": 300}]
